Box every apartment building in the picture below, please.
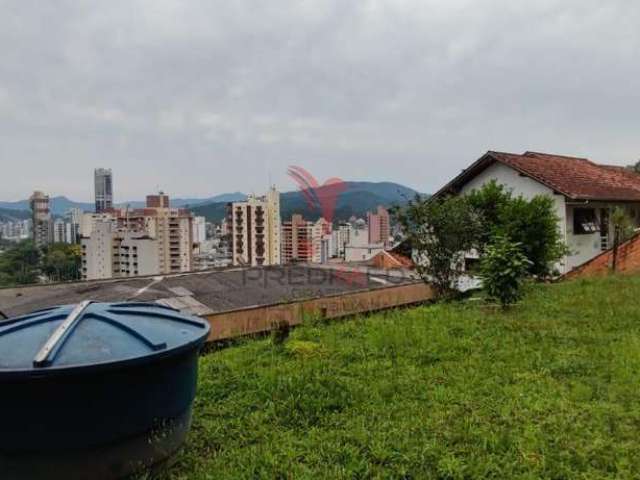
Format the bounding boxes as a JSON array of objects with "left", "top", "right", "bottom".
[
  {"left": 53, "top": 218, "right": 67, "bottom": 243},
  {"left": 193, "top": 216, "right": 207, "bottom": 248},
  {"left": 81, "top": 193, "right": 194, "bottom": 280},
  {"left": 81, "top": 221, "right": 160, "bottom": 280},
  {"left": 227, "top": 187, "right": 281, "bottom": 266},
  {"left": 94, "top": 168, "right": 113, "bottom": 213},
  {"left": 281, "top": 215, "right": 333, "bottom": 264},
  {"left": 368, "top": 205, "right": 391, "bottom": 247},
  {"left": 29, "top": 190, "right": 53, "bottom": 248},
  {"left": 0, "top": 220, "right": 31, "bottom": 242},
  {"left": 331, "top": 222, "right": 352, "bottom": 258}
]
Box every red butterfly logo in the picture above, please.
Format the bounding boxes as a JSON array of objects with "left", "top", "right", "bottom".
[{"left": 287, "top": 166, "right": 348, "bottom": 223}]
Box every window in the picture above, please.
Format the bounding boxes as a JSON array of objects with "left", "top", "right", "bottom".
[
  {"left": 464, "top": 257, "right": 480, "bottom": 273},
  {"left": 573, "top": 208, "right": 599, "bottom": 235}
]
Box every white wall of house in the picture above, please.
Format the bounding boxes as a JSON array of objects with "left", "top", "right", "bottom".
[
  {"left": 345, "top": 244, "right": 385, "bottom": 262},
  {"left": 565, "top": 204, "right": 603, "bottom": 270}
]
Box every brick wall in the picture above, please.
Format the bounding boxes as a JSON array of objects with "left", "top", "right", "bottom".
[
  {"left": 204, "top": 282, "right": 434, "bottom": 342},
  {"left": 564, "top": 233, "right": 640, "bottom": 279}
]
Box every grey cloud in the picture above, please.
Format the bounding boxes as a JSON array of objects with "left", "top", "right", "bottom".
[{"left": 1, "top": 0, "right": 639, "bottom": 201}]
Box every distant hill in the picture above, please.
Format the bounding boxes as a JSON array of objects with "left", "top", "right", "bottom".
[
  {"left": 192, "top": 181, "right": 423, "bottom": 223},
  {"left": 0, "top": 192, "right": 248, "bottom": 216},
  {"left": 1, "top": 183, "right": 422, "bottom": 223},
  {"left": 114, "top": 192, "right": 247, "bottom": 210},
  {"left": 0, "top": 208, "right": 31, "bottom": 222},
  {"left": 0, "top": 197, "right": 94, "bottom": 216}
]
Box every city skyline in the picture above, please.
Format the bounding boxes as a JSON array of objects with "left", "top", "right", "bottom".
[{"left": 3, "top": 1, "right": 640, "bottom": 200}]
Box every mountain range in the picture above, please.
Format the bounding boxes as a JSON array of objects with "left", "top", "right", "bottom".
[
  {"left": 0, "top": 192, "right": 247, "bottom": 217},
  {"left": 0, "top": 182, "right": 422, "bottom": 223},
  {"left": 191, "top": 181, "right": 421, "bottom": 223},
  {"left": 0, "top": 208, "right": 31, "bottom": 222}
]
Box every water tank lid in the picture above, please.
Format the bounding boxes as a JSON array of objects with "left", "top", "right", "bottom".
[{"left": 0, "top": 301, "right": 210, "bottom": 378}]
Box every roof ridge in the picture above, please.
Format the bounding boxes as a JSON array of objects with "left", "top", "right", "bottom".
[
  {"left": 523, "top": 151, "right": 592, "bottom": 162},
  {"left": 486, "top": 150, "right": 520, "bottom": 157}
]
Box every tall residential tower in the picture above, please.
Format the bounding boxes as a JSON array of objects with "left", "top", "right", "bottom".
[
  {"left": 29, "top": 190, "right": 53, "bottom": 248},
  {"left": 94, "top": 168, "right": 113, "bottom": 213},
  {"left": 227, "top": 187, "right": 281, "bottom": 266}
]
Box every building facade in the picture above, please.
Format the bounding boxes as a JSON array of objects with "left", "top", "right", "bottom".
[
  {"left": 193, "top": 216, "right": 207, "bottom": 247},
  {"left": 227, "top": 187, "right": 281, "bottom": 266},
  {"left": 29, "top": 190, "right": 53, "bottom": 248},
  {"left": 368, "top": 205, "right": 391, "bottom": 247},
  {"left": 81, "top": 194, "right": 194, "bottom": 280},
  {"left": 0, "top": 220, "right": 31, "bottom": 242},
  {"left": 331, "top": 222, "right": 352, "bottom": 258},
  {"left": 281, "top": 215, "right": 333, "bottom": 264},
  {"left": 94, "top": 168, "right": 113, "bottom": 213}
]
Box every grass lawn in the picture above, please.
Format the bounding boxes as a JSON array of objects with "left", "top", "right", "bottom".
[{"left": 166, "top": 275, "right": 640, "bottom": 479}]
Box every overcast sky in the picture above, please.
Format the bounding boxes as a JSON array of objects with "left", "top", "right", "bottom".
[{"left": 2, "top": 0, "right": 639, "bottom": 201}]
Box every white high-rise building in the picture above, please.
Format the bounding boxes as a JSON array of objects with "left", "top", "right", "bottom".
[
  {"left": 193, "top": 216, "right": 207, "bottom": 245},
  {"left": 227, "top": 187, "right": 281, "bottom": 266},
  {"left": 331, "top": 223, "right": 352, "bottom": 258},
  {"left": 80, "top": 193, "right": 194, "bottom": 280},
  {"left": 81, "top": 221, "right": 160, "bottom": 280},
  {"left": 53, "top": 218, "right": 67, "bottom": 243},
  {"left": 65, "top": 208, "right": 82, "bottom": 244}
]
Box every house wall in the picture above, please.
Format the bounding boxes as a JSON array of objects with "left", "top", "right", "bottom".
[
  {"left": 565, "top": 203, "right": 606, "bottom": 270},
  {"left": 345, "top": 244, "right": 385, "bottom": 262}
]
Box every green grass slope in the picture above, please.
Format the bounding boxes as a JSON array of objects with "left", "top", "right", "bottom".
[{"left": 167, "top": 275, "right": 640, "bottom": 479}]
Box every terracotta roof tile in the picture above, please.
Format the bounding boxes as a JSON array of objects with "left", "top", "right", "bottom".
[{"left": 437, "top": 150, "right": 640, "bottom": 201}]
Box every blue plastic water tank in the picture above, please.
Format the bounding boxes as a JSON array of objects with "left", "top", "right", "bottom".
[{"left": 0, "top": 301, "right": 210, "bottom": 480}]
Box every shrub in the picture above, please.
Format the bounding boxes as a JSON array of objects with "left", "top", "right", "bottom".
[
  {"left": 393, "top": 194, "right": 482, "bottom": 298},
  {"left": 480, "top": 235, "right": 531, "bottom": 308},
  {"left": 467, "top": 180, "right": 566, "bottom": 278}
]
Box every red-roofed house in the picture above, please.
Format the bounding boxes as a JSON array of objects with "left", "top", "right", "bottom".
[{"left": 433, "top": 151, "right": 640, "bottom": 274}]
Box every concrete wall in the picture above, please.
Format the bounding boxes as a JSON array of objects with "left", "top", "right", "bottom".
[
  {"left": 565, "top": 203, "right": 605, "bottom": 270},
  {"left": 204, "top": 282, "right": 434, "bottom": 342},
  {"left": 81, "top": 221, "right": 115, "bottom": 280}
]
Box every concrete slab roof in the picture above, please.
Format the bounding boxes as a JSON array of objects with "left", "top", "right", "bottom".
[{"left": 0, "top": 266, "right": 417, "bottom": 318}]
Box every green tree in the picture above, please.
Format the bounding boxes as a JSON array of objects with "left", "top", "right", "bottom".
[
  {"left": 0, "top": 241, "right": 40, "bottom": 286},
  {"left": 42, "top": 243, "right": 81, "bottom": 282},
  {"left": 463, "top": 180, "right": 512, "bottom": 250},
  {"left": 393, "top": 195, "right": 482, "bottom": 298},
  {"left": 626, "top": 160, "right": 640, "bottom": 174},
  {"left": 467, "top": 181, "right": 566, "bottom": 278},
  {"left": 480, "top": 235, "right": 531, "bottom": 308}
]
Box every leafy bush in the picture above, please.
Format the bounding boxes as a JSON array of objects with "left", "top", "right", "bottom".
[
  {"left": 467, "top": 180, "right": 566, "bottom": 277},
  {"left": 393, "top": 195, "right": 482, "bottom": 297},
  {"left": 480, "top": 235, "right": 531, "bottom": 308}
]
